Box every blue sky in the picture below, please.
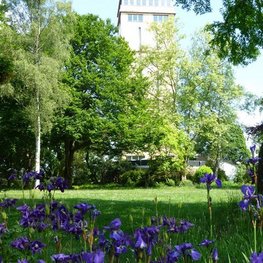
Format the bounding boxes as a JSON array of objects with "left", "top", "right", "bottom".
[{"left": 71, "top": 0, "right": 262, "bottom": 126}]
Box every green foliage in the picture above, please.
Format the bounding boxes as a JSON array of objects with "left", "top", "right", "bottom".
[
  {"left": 217, "top": 167, "right": 228, "bottom": 181},
  {"left": 175, "top": 0, "right": 211, "bottom": 14},
  {"left": 193, "top": 165, "right": 213, "bottom": 183},
  {"left": 233, "top": 163, "right": 249, "bottom": 184},
  {"left": 179, "top": 30, "right": 246, "bottom": 172},
  {"left": 0, "top": 55, "right": 13, "bottom": 84},
  {"left": 175, "top": 0, "right": 263, "bottom": 65},
  {"left": 53, "top": 13, "right": 152, "bottom": 186},
  {"left": 179, "top": 179, "right": 194, "bottom": 187},
  {"left": 119, "top": 169, "right": 147, "bottom": 187},
  {"left": 165, "top": 178, "right": 176, "bottom": 186},
  {"left": 0, "top": 0, "right": 73, "bottom": 175},
  {"left": 207, "top": 0, "right": 263, "bottom": 65}
]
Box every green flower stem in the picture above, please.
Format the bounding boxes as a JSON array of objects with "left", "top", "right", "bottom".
[
  {"left": 207, "top": 186, "right": 213, "bottom": 239},
  {"left": 253, "top": 220, "right": 257, "bottom": 252}
]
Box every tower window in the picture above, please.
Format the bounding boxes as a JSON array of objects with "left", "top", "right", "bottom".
[
  {"left": 154, "top": 0, "right": 159, "bottom": 6},
  {"left": 153, "top": 15, "right": 168, "bottom": 22},
  {"left": 123, "top": 0, "right": 128, "bottom": 4},
  {"left": 128, "top": 14, "right": 143, "bottom": 22},
  {"left": 149, "top": 0, "right": 153, "bottom": 6}
]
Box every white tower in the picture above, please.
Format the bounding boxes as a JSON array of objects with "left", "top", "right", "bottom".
[{"left": 117, "top": 0, "right": 176, "bottom": 51}]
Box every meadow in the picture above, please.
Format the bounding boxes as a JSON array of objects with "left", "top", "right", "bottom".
[{"left": 0, "top": 183, "right": 261, "bottom": 262}]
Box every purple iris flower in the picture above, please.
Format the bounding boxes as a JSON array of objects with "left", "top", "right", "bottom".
[
  {"left": 212, "top": 248, "right": 219, "bottom": 261},
  {"left": 134, "top": 231, "right": 147, "bottom": 249},
  {"left": 171, "top": 243, "right": 201, "bottom": 261},
  {"left": 29, "top": 240, "right": 46, "bottom": 254},
  {"left": 8, "top": 173, "right": 16, "bottom": 180},
  {"left": 247, "top": 157, "right": 261, "bottom": 165},
  {"left": 239, "top": 185, "right": 260, "bottom": 211},
  {"left": 17, "top": 204, "right": 30, "bottom": 213},
  {"left": 241, "top": 185, "right": 256, "bottom": 198},
  {"left": 74, "top": 203, "right": 94, "bottom": 214},
  {"left": 55, "top": 177, "right": 68, "bottom": 192},
  {"left": 91, "top": 209, "right": 101, "bottom": 219},
  {"left": 17, "top": 260, "right": 29, "bottom": 263},
  {"left": 199, "top": 239, "right": 214, "bottom": 247},
  {"left": 250, "top": 145, "right": 256, "bottom": 158},
  {"left": 0, "top": 198, "right": 17, "bottom": 208},
  {"left": 200, "top": 173, "right": 222, "bottom": 189},
  {"left": 166, "top": 249, "right": 181, "bottom": 262},
  {"left": 0, "top": 223, "right": 7, "bottom": 236},
  {"left": 133, "top": 226, "right": 159, "bottom": 256},
  {"left": 38, "top": 260, "right": 46, "bottom": 263},
  {"left": 81, "top": 250, "right": 105, "bottom": 263},
  {"left": 22, "top": 171, "right": 34, "bottom": 183},
  {"left": 250, "top": 252, "right": 263, "bottom": 263},
  {"left": 11, "top": 237, "right": 30, "bottom": 250},
  {"left": 104, "top": 218, "right": 122, "bottom": 231},
  {"left": 51, "top": 253, "right": 71, "bottom": 262},
  {"left": 179, "top": 220, "right": 194, "bottom": 232},
  {"left": 163, "top": 217, "right": 194, "bottom": 233},
  {"left": 36, "top": 183, "right": 46, "bottom": 191}
]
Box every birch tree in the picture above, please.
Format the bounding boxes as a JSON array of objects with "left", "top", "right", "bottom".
[{"left": 2, "top": 0, "right": 72, "bottom": 184}]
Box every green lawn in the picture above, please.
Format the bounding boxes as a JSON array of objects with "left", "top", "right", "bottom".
[{"left": 0, "top": 185, "right": 260, "bottom": 262}]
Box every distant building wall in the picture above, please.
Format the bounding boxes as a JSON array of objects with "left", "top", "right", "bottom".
[{"left": 117, "top": 0, "right": 176, "bottom": 51}]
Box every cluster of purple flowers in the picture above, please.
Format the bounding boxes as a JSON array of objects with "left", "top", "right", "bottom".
[
  {"left": 0, "top": 198, "right": 17, "bottom": 208},
  {"left": 36, "top": 176, "right": 68, "bottom": 193},
  {"left": 162, "top": 217, "right": 194, "bottom": 233},
  {"left": 51, "top": 250, "right": 105, "bottom": 263},
  {"left": 1, "top": 195, "right": 219, "bottom": 263},
  {"left": 3, "top": 168, "right": 263, "bottom": 262},
  {"left": 11, "top": 236, "right": 46, "bottom": 254}
]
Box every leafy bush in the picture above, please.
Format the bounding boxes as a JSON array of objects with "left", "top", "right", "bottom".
[
  {"left": 147, "top": 157, "right": 181, "bottom": 185},
  {"left": 193, "top": 165, "right": 213, "bottom": 183},
  {"left": 165, "top": 178, "right": 176, "bottom": 187},
  {"left": 233, "top": 163, "right": 250, "bottom": 184},
  {"left": 119, "top": 169, "right": 147, "bottom": 187},
  {"left": 179, "top": 179, "right": 194, "bottom": 187},
  {"left": 217, "top": 168, "right": 228, "bottom": 181}
]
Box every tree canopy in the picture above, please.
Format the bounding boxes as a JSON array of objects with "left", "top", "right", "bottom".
[{"left": 175, "top": 0, "right": 263, "bottom": 65}]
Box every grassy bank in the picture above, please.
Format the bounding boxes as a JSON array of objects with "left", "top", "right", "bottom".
[{"left": 0, "top": 185, "right": 260, "bottom": 262}]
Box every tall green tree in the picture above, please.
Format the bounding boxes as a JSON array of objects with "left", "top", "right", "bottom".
[
  {"left": 137, "top": 17, "right": 194, "bottom": 172},
  {"left": 2, "top": 0, "right": 72, "bottom": 181},
  {"left": 179, "top": 31, "right": 246, "bottom": 174},
  {"left": 52, "top": 14, "right": 150, "bottom": 187}
]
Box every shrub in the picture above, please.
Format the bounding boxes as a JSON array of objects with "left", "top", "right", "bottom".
[
  {"left": 217, "top": 168, "right": 228, "bottom": 181},
  {"left": 179, "top": 179, "right": 194, "bottom": 187},
  {"left": 234, "top": 163, "right": 250, "bottom": 184},
  {"left": 165, "top": 178, "right": 176, "bottom": 187},
  {"left": 119, "top": 169, "right": 147, "bottom": 187},
  {"left": 193, "top": 165, "right": 213, "bottom": 183}
]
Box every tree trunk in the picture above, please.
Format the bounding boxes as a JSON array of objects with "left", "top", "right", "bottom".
[
  {"left": 34, "top": 113, "right": 41, "bottom": 188},
  {"left": 257, "top": 143, "right": 263, "bottom": 194},
  {"left": 34, "top": 1, "right": 41, "bottom": 188},
  {"left": 64, "top": 139, "right": 75, "bottom": 188}
]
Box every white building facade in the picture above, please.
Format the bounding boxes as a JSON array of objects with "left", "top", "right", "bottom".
[{"left": 117, "top": 0, "right": 176, "bottom": 51}]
